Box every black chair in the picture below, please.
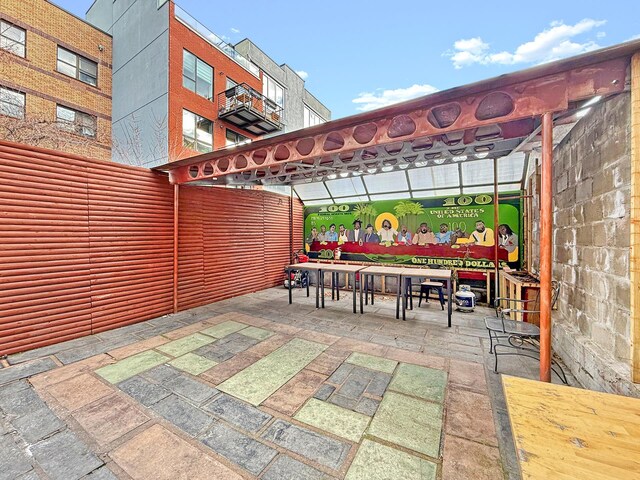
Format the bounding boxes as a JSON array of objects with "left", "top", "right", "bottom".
[
  {"left": 418, "top": 281, "right": 445, "bottom": 310},
  {"left": 484, "top": 281, "right": 568, "bottom": 384}
]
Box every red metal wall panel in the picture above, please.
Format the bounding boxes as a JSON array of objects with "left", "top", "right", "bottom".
[
  {"left": 0, "top": 142, "right": 174, "bottom": 355},
  {"left": 0, "top": 141, "right": 303, "bottom": 355},
  {"left": 177, "top": 186, "right": 299, "bottom": 310},
  {"left": 86, "top": 162, "right": 175, "bottom": 333}
]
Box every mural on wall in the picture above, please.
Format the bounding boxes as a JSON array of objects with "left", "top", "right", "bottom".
[{"left": 304, "top": 193, "right": 523, "bottom": 269}]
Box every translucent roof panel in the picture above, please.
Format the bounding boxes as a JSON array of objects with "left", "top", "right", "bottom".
[
  {"left": 335, "top": 195, "right": 369, "bottom": 203},
  {"left": 499, "top": 183, "right": 523, "bottom": 192},
  {"left": 462, "top": 185, "right": 495, "bottom": 194},
  {"left": 498, "top": 153, "right": 526, "bottom": 182},
  {"left": 293, "top": 182, "right": 330, "bottom": 201},
  {"left": 408, "top": 164, "right": 459, "bottom": 190},
  {"left": 363, "top": 171, "right": 409, "bottom": 194},
  {"left": 369, "top": 192, "right": 411, "bottom": 201},
  {"left": 325, "top": 177, "right": 366, "bottom": 197},
  {"left": 461, "top": 159, "right": 494, "bottom": 186},
  {"left": 410, "top": 188, "right": 459, "bottom": 199},
  {"left": 303, "top": 199, "right": 334, "bottom": 206}
]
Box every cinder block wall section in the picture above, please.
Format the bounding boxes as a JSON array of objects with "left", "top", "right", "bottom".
[
  {"left": 531, "top": 93, "right": 637, "bottom": 396},
  {"left": 0, "top": 0, "right": 112, "bottom": 160}
]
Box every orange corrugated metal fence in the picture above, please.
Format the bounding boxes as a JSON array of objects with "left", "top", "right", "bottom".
[
  {"left": 0, "top": 141, "right": 303, "bottom": 355},
  {"left": 177, "top": 186, "right": 303, "bottom": 311}
]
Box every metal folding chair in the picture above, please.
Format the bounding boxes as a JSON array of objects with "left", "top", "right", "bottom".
[{"left": 484, "top": 281, "right": 568, "bottom": 384}]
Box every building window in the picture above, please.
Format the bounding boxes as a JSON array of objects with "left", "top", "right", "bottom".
[
  {"left": 56, "top": 105, "right": 97, "bottom": 138},
  {"left": 304, "top": 105, "right": 324, "bottom": 128},
  {"left": 0, "top": 87, "right": 25, "bottom": 118},
  {"left": 225, "top": 129, "right": 250, "bottom": 147},
  {"left": 0, "top": 20, "right": 26, "bottom": 57},
  {"left": 226, "top": 77, "right": 237, "bottom": 91},
  {"left": 183, "top": 109, "right": 212, "bottom": 153},
  {"left": 183, "top": 50, "right": 213, "bottom": 100},
  {"left": 262, "top": 73, "right": 284, "bottom": 117},
  {"left": 56, "top": 47, "right": 98, "bottom": 86}
]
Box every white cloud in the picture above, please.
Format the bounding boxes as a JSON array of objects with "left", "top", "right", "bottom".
[
  {"left": 352, "top": 84, "right": 439, "bottom": 112},
  {"left": 447, "top": 18, "right": 606, "bottom": 69},
  {"left": 296, "top": 70, "right": 309, "bottom": 80},
  {"left": 627, "top": 33, "right": 640, "bottom": 41},
  {"left": 230, "top": 27, "right": 240, "bottom": 34}
]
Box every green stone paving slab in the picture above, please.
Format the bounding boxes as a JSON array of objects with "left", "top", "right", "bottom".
[
  {"left": 200, "top": 321, "right": 247, "bottom": 339},
  {"left": 218, "top": 338, "right": 327, "bottom": 406},
  {"left": 294, "top": 398, "right": 370, "bottom": 443},
  {"left": 169, "top": 353, "right": 218, "bottom": 375},
  {"left": 239, "top": 326, "right": 274, "bottom": 341},
  {"left": 345, "top": 439, "right": 437, "bottom": 480},
  {"left": 366, "top": 391, "right": 443, "bottom": 458},
  {"left": 345, "top": 352, "right": 398, "bottom": 374},
  {"left": 96, "top": 350, "right": 169, "bottom": 384},
  {"left": 157, "top": 333, "right": 215, "bottom": 357},
  {"left": 388, "top": 363, "right": 447, "bottom": 403}
]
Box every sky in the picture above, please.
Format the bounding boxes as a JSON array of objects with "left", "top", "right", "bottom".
[{"left": 55, "top": 0, "right": 640, "bottom": 120}]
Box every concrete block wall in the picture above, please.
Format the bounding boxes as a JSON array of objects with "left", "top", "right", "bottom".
[{"left": 531, "top": 92, "right": 638, "bottom": 396}]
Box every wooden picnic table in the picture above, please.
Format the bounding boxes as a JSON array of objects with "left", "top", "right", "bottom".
[{"left": 399, "top": 267, "right": 453, "bottom": 326}]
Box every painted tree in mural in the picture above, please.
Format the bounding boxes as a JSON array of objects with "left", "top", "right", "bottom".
[
  {"left": 352, "top": 203, "right": 377, "bottom": 227},
  {"left": 394, "top": 201, "right": 425, "bottom": 233}
]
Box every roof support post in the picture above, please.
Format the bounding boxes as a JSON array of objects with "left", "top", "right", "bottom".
[
  {"left": 173, "top": 184, "right": 179, "bottom": 314},
  {"left": 493, "top": 157, "right": 500, "bottom": 302},
  {"left": 539, "top": 112, "right": 553, "bottom": 383},
  {"left": 630, "top": 52, "right": 640, "bottom": 383}
]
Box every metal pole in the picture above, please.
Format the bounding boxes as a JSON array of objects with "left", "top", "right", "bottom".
[
  {"left": 493, "top": 157, "right": 499, "bottom": 305},
  {"left": 173, "top": 184, "right": 179, "bottom": 314},
  {"left": 540, "top": 112, "right": 553, "bottom": 382},
  {"left": 289, "top": 187, "right": 294, "bottom": 262}
]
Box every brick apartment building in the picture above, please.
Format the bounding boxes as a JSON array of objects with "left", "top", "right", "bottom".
[
  {"left": 86, "top": 0, "right": 330, "bottom": 168},
  {"left": 0, "top": 0, "right": 112, "bottom": 160}
]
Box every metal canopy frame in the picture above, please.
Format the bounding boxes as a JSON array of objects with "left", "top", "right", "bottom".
[{"left": 154, "top": 40, "right": 640, "bottom": 383}]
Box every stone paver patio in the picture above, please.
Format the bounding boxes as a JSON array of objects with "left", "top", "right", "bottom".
[{"left": 0, "top": 286, "right": 575, "bottom": 479}]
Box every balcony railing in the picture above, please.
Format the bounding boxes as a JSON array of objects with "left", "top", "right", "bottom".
[
  {"left": 174, "top": 5, "right": 260, "bottom": 78},
  {"left": 218, "top": 84, "right": 284, "bottom": 135}
]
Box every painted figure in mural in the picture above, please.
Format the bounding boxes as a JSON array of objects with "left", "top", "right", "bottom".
[
  {"left": 347, "top": 219, "right": 363, "bottom": 242},
  {"left": 435, "top": 223, "right": 452, "bottom": 244},
  {"left": 397, "top": 225, "right": 412, "bottom": 245},
  {"left": 306, "top": 227, "right": 318, "bottom": 244},
  {"left": 469, "top": 220, "right": 495, "bottom": 247},
  {"left": 363, "top": 224, "right": 380, "bottom": 243},
  {"left": 412, "top": 223, "right": 437, "bottom": 246},
  {"left": 317, "top": 225, "right": 328, "bottom": 242},
  {"left": 498, "top": 224, "right": 519, "bottom": 265},
  {"left": 451, "top": 228, "right": 469, "bottom": 244},
  {"left": 326, "top": 223, "right": 338, "bottom": 242},
  {"left": 338, "top": 224, "right": 348, "bottom": 243},
  {"left": 378, "top": 219, "right": 398, "bottom": 243}
]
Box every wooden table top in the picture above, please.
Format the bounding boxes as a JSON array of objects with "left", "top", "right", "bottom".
[
  {"left": 285, "top": 263, "right": 321, "bottom": 271},
  {"left": 359, "top": 266, "right": 406, "bottom": 275},
  {"left": 399, "top": 268, "right": 452, "bottom": 280},
  {"left": 314, "top": 263, "right": 364, "bottom": 273},
  {"left": 503, "top": 375, "right": 640, "bottom": 480}
]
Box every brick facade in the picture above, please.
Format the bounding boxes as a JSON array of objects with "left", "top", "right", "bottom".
[
  {"left": 168, "top": 2, "right": 261, "bottom": 160},
  {"left": 0, "top": 0, "right": 112, "bottom": 160},
  {"left": 531, "top": 93, "right": 638, "bottom": 396}
]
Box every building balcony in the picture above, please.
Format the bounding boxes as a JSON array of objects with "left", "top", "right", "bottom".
[{"left": 218, "top": 84, "right": 284, "bottom": 135}]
